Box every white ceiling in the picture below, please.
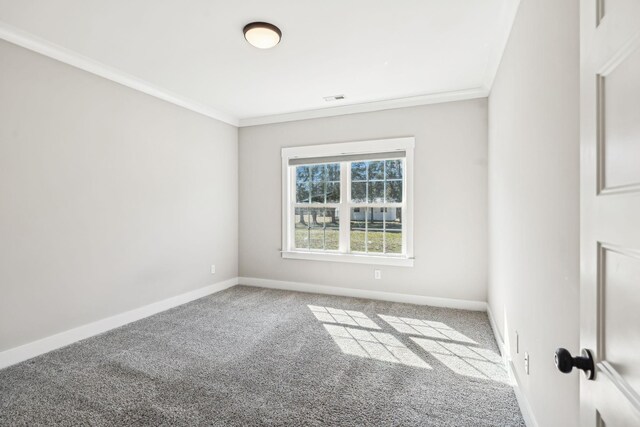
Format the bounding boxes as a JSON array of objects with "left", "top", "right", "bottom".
[{"left": 0, "top": 1, "right": 519, "bottom": 126}]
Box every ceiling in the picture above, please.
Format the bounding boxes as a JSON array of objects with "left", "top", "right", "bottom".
[{"left": 0, "top": 1, "right": 520, "bottom": 126}]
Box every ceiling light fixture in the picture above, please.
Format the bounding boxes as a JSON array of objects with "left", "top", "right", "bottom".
[{"left": 243, "top": 22, "right": 282, "bottom": 49}]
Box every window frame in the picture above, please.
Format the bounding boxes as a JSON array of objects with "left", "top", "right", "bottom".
[{"left": 281, "top": 137, "right": 414, "bottom": 267}]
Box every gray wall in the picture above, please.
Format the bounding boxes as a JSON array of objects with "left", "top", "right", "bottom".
[
  {"left": 487, "top": 0, "right": 580, "bottom": 425},
  {"left": 0, "top": 40, "right": 238, "bottom": 352},
  {"left": 239, "top": 99, "right": 488, "bottom": 302}
]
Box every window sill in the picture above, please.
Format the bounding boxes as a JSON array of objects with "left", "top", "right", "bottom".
[{"left": 281, "top": 251, "right": 414, "bottom": 267}]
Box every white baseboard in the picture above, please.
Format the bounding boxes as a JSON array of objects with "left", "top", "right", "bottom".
[
  {"left": 486, "top": 304, "right": 505, "bottom": 357},
  {"left": 508, "top": 361, "right": 539, "bottom": 427},
  {"left": 486, "top": 304, "right": 538, "bottom": 427},
  {"left": 239, "top": 276, "right": 487, "bottom": 311},
  {"left": 0, "top": 277, "right": 238, "bottom": 370}
]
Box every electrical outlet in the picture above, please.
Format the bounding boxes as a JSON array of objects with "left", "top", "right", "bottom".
[
  {"left": 524, "top": 352, "right": 530, "bottom": 375},
  {"left": 374, "top": 269, "right": 382, "bottom": 280},
  {"left": 210, "top": 265, "right": 216, "bottom": 274}
]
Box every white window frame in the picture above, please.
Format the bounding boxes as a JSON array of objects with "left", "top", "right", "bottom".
[{"left": 281, "top": 137, "right": 414, "bottom": 267}]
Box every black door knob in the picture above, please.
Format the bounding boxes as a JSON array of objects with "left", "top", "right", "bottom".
[{"left": 555, "top": 348, "right": 595, "bottom": 380}]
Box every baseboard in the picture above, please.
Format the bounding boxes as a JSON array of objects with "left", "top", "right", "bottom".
[
  {"left": 239, "top": 276, "right": 487, "bottom": 311},
  {"left": 0, "top": 277, "right": 239, "bottom": 370},
  {"left": 486, "top": 304, "right": 505, "bottom": 357},
  {"left": 508, "top": 361, "right": 539, "bottom": 427},
  {"left": 486, "top": 304, "right": 538, "bottom": 427}
]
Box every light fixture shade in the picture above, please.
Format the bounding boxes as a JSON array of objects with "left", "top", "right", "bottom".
[{"left": 243, "top": 22, "right": 282, "bottom": 49}]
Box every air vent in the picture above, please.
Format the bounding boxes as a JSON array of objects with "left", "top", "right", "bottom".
[{"left": 323, "top": 94, "right": 346, "bottom": 102}]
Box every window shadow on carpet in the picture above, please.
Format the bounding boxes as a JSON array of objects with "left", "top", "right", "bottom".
[
  {"left": 308, "top": 305, "right": 510, "bottom": 383},
  {"left": 308, "top": 305, "right": 381, "bottom": 329},
  {"left": 323, "top": 323, "right": 432, "bottom": 369},
  {"left": 378, "top": 314, "right": 476, "bottom": 344}
]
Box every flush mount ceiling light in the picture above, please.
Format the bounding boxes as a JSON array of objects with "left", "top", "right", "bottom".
[{"left": 243, "top": 22, "right": 282, "bottom": 49}]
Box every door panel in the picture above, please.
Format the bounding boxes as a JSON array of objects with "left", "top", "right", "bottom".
[
  {"left": 600, "top": 245, "right": 640, "bottom": 393},
  {"left": 581, "top": 0, "right": 640, "bottom": 425},
  {"left": 600, "top": 46, "right": 640, "bottom": 192}
]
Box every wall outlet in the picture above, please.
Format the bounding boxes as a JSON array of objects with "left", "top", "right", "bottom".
[
  {"left": 374, "top": 269, "right": 382, "bottom": 280},
  {"left": 524, "top": 352, "right": 530, "bottom": 375},
  {"left": 210, "top": 265, "right": 216, "bottom": 274}
]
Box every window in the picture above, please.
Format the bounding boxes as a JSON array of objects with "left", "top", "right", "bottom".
[{"left": 281, "top": 138, "right": 414, "bottom": 266}]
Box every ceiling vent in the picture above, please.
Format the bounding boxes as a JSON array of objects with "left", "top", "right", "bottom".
[{"left": 323, "top": 94, "right": 346, "bottom": 102}]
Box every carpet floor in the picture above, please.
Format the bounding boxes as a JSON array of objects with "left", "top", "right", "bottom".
[{"left": 0, "top": 285, "right": 525, "bottom": 426}]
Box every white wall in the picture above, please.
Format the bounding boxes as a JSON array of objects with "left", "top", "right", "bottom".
[
  {"left": 239, "top": 100, "right": 488, "bottom": 302},
  {"left": 487, "top": 0, "right": 580, "bottom": 425},
  {"left": 0, "top": 39, "right": 238, "bottom": 352}
]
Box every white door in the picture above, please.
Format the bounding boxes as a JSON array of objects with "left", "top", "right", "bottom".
[{"left": 579, "top": 0, "right": 640, "bottom": 425}]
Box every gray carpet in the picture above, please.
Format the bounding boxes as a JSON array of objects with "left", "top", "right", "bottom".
[{"left": 0, "top": 285, "right": 524, "bottom": 426}]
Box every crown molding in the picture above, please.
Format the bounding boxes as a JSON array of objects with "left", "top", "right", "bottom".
[
  {"left": 238, "top": 86, "right": 490, "bottom": 127},
  {"left": 1, "top": 0, "right": 519, "bottom": 130},
  {"left": 0, "top": 21, "right": 239, "bottom": 126}
]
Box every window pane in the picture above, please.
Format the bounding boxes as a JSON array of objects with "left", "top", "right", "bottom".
[
  {"left": 296, "top": 182, "right": 309, "bottom": 203},
  {"left": 311, "top": 182, "right": 325, "bottom": 203},
  {"left": 311, "top": 164, "right": 326, "bottom": 182},
  {"left": 351, "top": 159, "right": 404, "bottom": 204},
  {"left": 369, "top": 181, "right": 384, "bottom": 203},
  {"left": 385, "top": 208, "right": 402, "bottom": 254},
  {"left": 326, "top": 163, "right": 340, "bottom": 202},
  {"left": 367, "top": 209, "right": 384, "bottom": 253},
  {"left": 296, "top": 165, "right": 310, "bottom": 182},
  {"left": 351, "top": 181, "right": 367, "bottom": 203},
  {"left": 327, "top": 163, "right": 340, "bottom": 181},
  {"left": 386, "top": 180, "right": 402, "bottom": 203},
  {"left": 309, "top": 229, "right": 324, "bottom": 250},
  {"left": 325, "top": 208, "right": 339, "bottom": 250},
  {"left": 350, "top": 208, "right": 366, "bottom": 252},
  {"left": 297, "top": 208, "right": 340, "bottom": 251},
  {"left": 295, "top": 208, "right": 310, "bottom": 249},
  {"left": 314, "top": 208, "right": 332, "bottom": 227},
  {"left": 309, "top": 208, "right": 324, "bottom": 250},
  {"left": 296, "top": 163, "right": 340, "bottom": 204},
  {"left": 368, "top": 161, "right": 384, "bottom": 180},
  {"left": 311, "top": 164, "right": 326, "bottom": 203},
  {"left": 296, "top": 166, "right": 310, "bottom": 203},
  {"left": 351, "top": 162, "right": 367, "bottom": 181},
  {"left": 385, "top": 160, "right": 403, "bottom": 180},
  {"left": 326, "top": 182, "right": 340, "bottom": 203}
]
